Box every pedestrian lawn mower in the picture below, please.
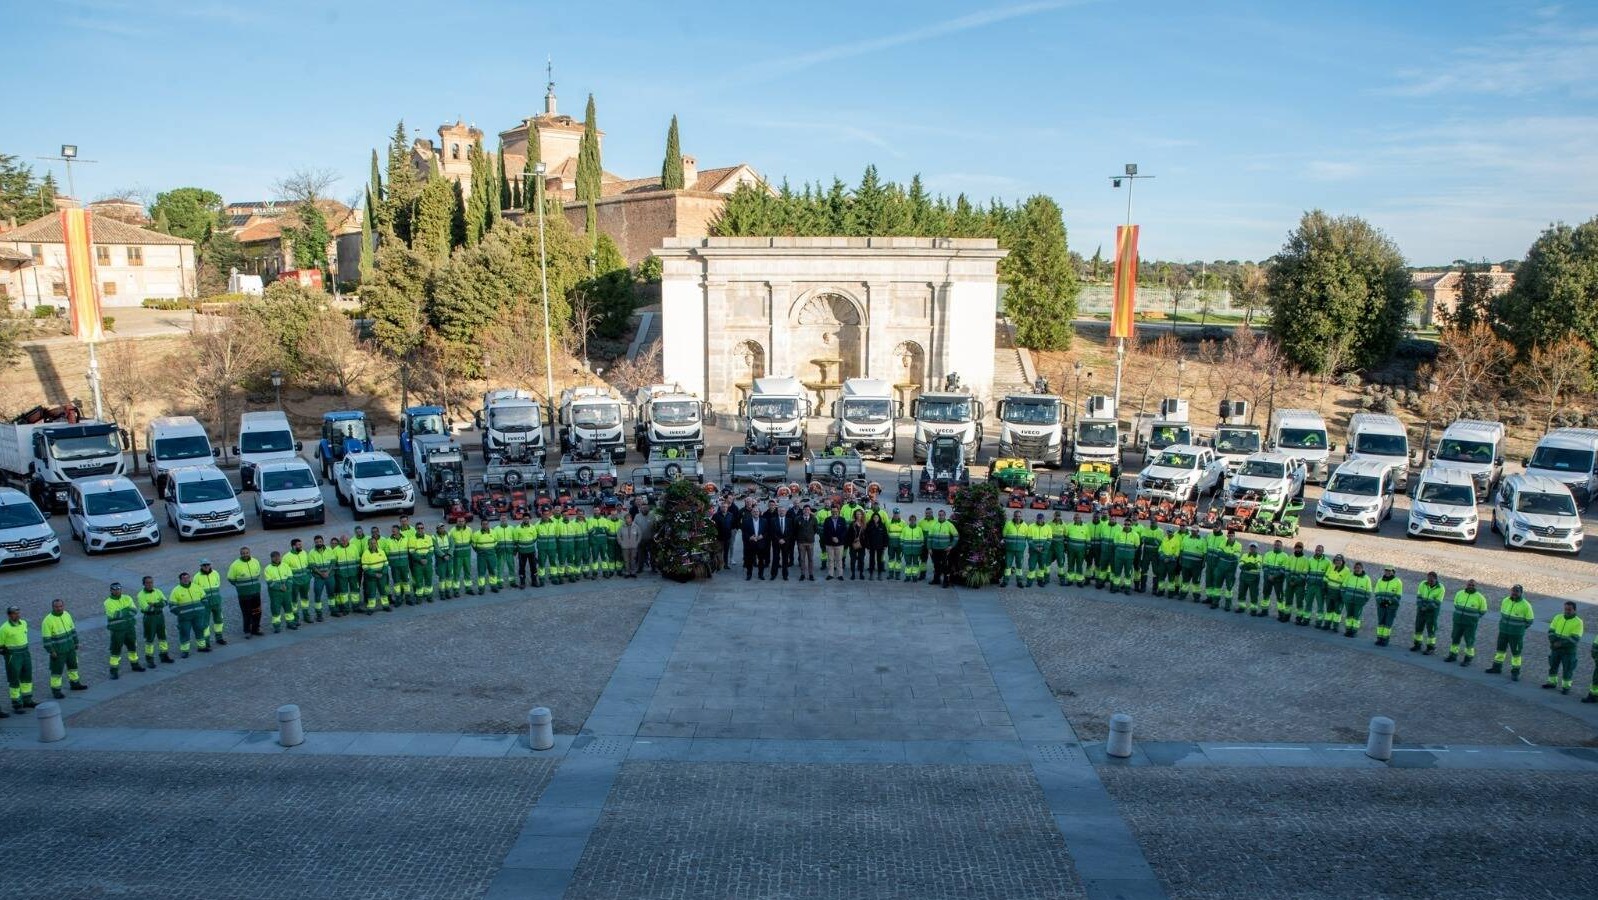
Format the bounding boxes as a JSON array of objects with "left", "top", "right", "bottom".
[
  {"left": 919, "top": 434, "right": 970, "bottom": 500},
  {"left": 1072, "top": 460, "right": 1115, "bottom": 494},
  {"left": 987, "top": 457, "right": 1036, "bottom": 492}
]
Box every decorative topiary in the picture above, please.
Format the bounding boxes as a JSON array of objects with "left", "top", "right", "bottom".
[
  {"left": 949, "top": 480, "right": 1006, "bottom": 588},
  {"left": 648, "top": 478, "right": 720, "bottom": 581}
]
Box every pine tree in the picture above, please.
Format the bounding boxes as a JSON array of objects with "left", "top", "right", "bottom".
[
  {"left": 1003, "top": 195, "right": 1078, "bottom": 351},
  {"left": 661, "top": 114, "right": 684, "bottom": 190},
  {"left": 411, "top": 176, "right": 455, "bottom": 263},
  {"left": 576, "top": 94, "right": 601, "bottom": 203},
  {"left": 385, "top": 120, "right": 420, "bottom": 243},
  {"left": 907, "top": 174, "right": 932, "bottom": 235},
  {"left": 152, "top": 208, "right": 171, "bottom": 234},
  {"left": 464, "top": 140, "right": 486, "bottom": 247}
]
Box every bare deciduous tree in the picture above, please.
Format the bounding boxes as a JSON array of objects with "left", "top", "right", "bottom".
[
  {"left": 298, "top": 309, "right": 378, "bottom": 396},
  {"left": 273, "top": 168, "right": 340, "bottom": 204},
  {"left": 1132, "top": 333, "right": 1183, "bottom": 419},
  {"left": 1421, "top": 324, "right": 1513, "bottom": 424},
  {"left": 1520, "top": 335, "right": 1596, "bottom": 433},
  {"left": 604, "top": 340, "right": 663, "bottom": 398},
  {"left": 98, "top": 339, "right": 159, "bottom": 472},
  {"left": 182, "top": 324, "right": 272, "bottom": 450}
]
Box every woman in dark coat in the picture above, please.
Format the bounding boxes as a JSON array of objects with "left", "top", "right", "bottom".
[
  {"left": 846, "top": 511, "right": 869, "bottom": 580},
  {"left": 863, "top": 511, "right": 889, "bottom": 580}
]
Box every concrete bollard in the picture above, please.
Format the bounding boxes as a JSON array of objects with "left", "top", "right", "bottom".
[
  {"left": 36, "top": 701, "right": 65, "bottom": 743},
  {"left": 277, "top": 704, "right": 304, "bottom": 748},
  {"left": 1365, "top": 716, "right": 1395, "bottom": 762},
  {"left": 528, "top": 707, "right": 554, "bottom": 751},
  {"left": 1106, "top": 713, "right": 1135, "bottom": 759}
]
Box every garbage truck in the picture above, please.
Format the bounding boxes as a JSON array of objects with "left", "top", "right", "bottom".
[
  {"left": 740, "top": 375, "right": 811, "bottom": 459},
  {"left": 632, "top": 384, "right": 707, "bottom": 456},
  {"left": 831, "top": 377, "right": 899, "bottom": 461},
  {"left": 0, "top": 402, "right": 127, "bottom": 510},
  {"left": 558, "top": 387, "right": 628, "bottom": 465}
]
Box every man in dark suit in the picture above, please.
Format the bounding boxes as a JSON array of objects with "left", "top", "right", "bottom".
[
  {"left": 740, "top": 501, "right": 770, "bottom": 580},
  {"left": 768, "top": 502, "right": 795, "bottom": 581},
  {"left": 711, "top": 498, "right": 740, "bottom": 573}
]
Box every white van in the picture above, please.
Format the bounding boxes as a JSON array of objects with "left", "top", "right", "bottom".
[
  {"left": 1524, "top": 428, "right": 1598, "bottom": 510},
  {"left": 1314, "top": 458, "right": 1395, "bottom": 531},
  {"left": 254, "top": 458, "right": 326, "bottom": 528},
  {"left": 146, "top": 416, "right": 217, "bottom": 490},
  {"left": 1268, "top": 409, "right": 1333, "bottom": 484},
  {"left": 1428, "top": 419, "right": 1505, "bottom": 500},
  {"left": 1406, "top": 466, "right": 1479, "bottom": 543},
  {"left": 235, "top": 411, "right": 300, "bottom": 492},
  {"left": 1345, "top": 413, "right": 1411, "bottom": 489},
  {"left": 0, "top": 487, "right": 61, "bottom": 568},
  {"left": 66, "top": 476, "right": 160, "bottom": 555},
  {"left": 1492, "top": 473, "right": 1582, "bottom": 554},
  {"left": 162, "top": 465, "right": 246, "bottom": 540}
]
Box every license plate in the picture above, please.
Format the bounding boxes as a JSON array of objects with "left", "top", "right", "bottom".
[{"left": 284, "top": 511, "right": 305, "bottom": 518}]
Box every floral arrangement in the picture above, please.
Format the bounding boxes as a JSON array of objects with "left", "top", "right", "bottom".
[
  {"left": 950, "top": 481, "right": 1006, "bottom": 588},
  {"left": 649, "top": 479, "right": 720, "bottom": 581}
]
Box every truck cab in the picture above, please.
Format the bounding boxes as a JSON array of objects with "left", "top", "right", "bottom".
[
  {"left": 1268, "top": 409, "right": 1333, "bottom": 485},
  {"left": 559, "top": 387, "right": 627, "bottom": 464},
  {"left": 1523, "top": 427, "right": 1598, "bottom": 510},
  {"left": 399, "top": 405, "right": 450, "bottom": 476},
  {"left": 477, "top": 389, "right": 548, "bottom": 466},
  {"left": 632, "top": 384, "right": 706, "bottom": 456},
  {"left": 234, "top": 410, "right": 300, "bottom": 492},
  {"left": 146, "top": 416, "right": 218, "bottom": 492},
  {"left": 1069, "top": 395, "right": 1123, "bottom": 478},
  {"left": 1134, "top": 398, "right": 1193, "bottom": 457},
  {"left": 740, "top": 375, "right": 812, "bottom": 459},
  {"left": 1427, "top": 419, "right": 1505, "bottom": 500},
  {"left": 996, "top": 392, "right": 1064, "bottom": 467},
  {"left": 317, "top": 410, "right": 373, "bottom": 480},
  {"left": 911, "top": 391, "right": 983, "bottom": 464},
  {"left": 832, "top": 377, "right": 899, "bottom": 461},
  {"left": 1345, "top": 412, "right": 1411, "bottom": 490},
  {"left": 1211, "top": 399, "right": 1261, "bottom": 475},
  {"left": 0, "top": 404, "right": 128, "bottom": 510}
]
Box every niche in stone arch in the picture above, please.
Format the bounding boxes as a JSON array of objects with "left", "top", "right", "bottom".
[{"left": 791, "top": 292, "right": 863, "bottom": 384}]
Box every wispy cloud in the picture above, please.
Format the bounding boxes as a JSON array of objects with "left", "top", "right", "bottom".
[
  {"left": 1386, "top": 18, "right": 1598, "bottom": 97},
  {"left": 1306, "top": 160, "right": 1364, "bottom": 181},
  {"left": 750, "top": 118, "right": 906, "bottom": 158},
  {"left": 744, "top": 0, "right": 1096, "bottom": 81},
  {"left": 58, "top": 15, "right": 150, "bottom": 37}
]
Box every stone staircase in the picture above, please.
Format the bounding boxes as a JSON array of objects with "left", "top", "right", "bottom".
[
  {"left": 627, "top": 307, "right": 662, "bottom": 361},
  {"left": 992, "top": 319, "right": 1032, "bottom": 398}
]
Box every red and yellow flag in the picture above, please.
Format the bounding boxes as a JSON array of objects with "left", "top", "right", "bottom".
[
  {"left": 59, "top": 208, "right": 104, "bottom": 343},
  {"left": 1109, "top": 224, "right": 1139, "bottom": 341}
]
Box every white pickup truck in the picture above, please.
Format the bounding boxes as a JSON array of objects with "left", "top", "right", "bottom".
[{"left": 1135, "top": 444, "right": 1226, "bottom": 502}]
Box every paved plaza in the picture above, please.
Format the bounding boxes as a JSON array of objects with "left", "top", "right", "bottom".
[{"left": 4, "top": 569, "right": 1598, "bottom": 899}]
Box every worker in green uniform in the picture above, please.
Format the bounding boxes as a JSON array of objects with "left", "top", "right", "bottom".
[
  {"left": 409, "top": 523, "right": 437, "bottom": 602},
  {"left": 1320, "top": 554, "right": 1351, "bottom": 631},
  {"left": 169, "top": 572, "right": 210, "bottom": 657},
  {"left": 494, "top": 515, "right": 519, "bottom": 585},
  {"left": 333, "top": 536, "right": 360, "bottom": 614},
  {"left": 40, "top": 599, "right": 86, "bottom": 699},
  {"left": 1135, "top": 517, "right": 1162, "bottom": 593},
  {"left": 284, "top": 538, "right": 312, "bottom": 625},
  {"left": 360, "top": 536, "right": 390, "bottom": 612},
  {"left": 1155, "top": 525, "right": 1182, "bottom": 596},
  {"left": 900, "top": 514, "right": 926, "bottom": 582},
  {"left": 532, "top": 508, "right": 559, "bottom": 586},
  {"left": 1372, "top": 566, "right": 1404, "bottom": 646},
  {"left": 1202, "top": 527, "right": 1229, "bottom": 605},
  {"left": 1544, "top": 601, "right": 1583, "bottom": 695},
  {"left": 561, "top": 509, "right": 587, "bottom": 582},
  {"left": 1093, "top": 513, "right": 1117, "bottom": 588},
  {"left": 381, "top": 525, "right": 411, "bottom": 605},
  {"left": 1410, "top": 571, "right": 1445, "bottom": 654},
  {"left": 1002, "top": 511, "right": 1029, "bottom": 587},
  {"left": 1339, "top": 562, "right": 1373, "bottom": 638},
  {"left": 227, "top": 548, "right": 264, "bottom": 639},
  {"left": 1486, "top": 584, "right": 1535, "bottom": 680},
  {"left": 104, "top": 582, "right": 142, "bottom": 678},
  {"left": 1445, "top": 578, "right": 1489, "bottom": 666},
  {"left": 1214, "top": 530, "right": 1243, "bottom": 611},
  {"left": 1261, "top": 540, "right": 1289, "bottom": 620},
  {"left": 307, "top": 536, "right": 336, "bottom": 621},
  {"left": 433, "top": 523, "right": 455, "bottom": 598},
  {"left": 1236, "top": 543, "right": 1263, "bottom": 614},
  {"left": 473, "top": 518, "right": 501, "bottom": 593},
  {"left": 1025, "top": 514, "right": 1052, "bottom": 588},
  {"left": 884, "top": 509, "right": 904, "bottom": 580},
  {"left": 1046, "top": 512, "right": 1067, "bottom": 587},
  {"left": 1, "top": 606, "right": 35, "bottom": 712},
  {"left": 1303, "top": 546, "right": 1331, "bottom": 628},
  {"left": 1584, "top": 630, "right": 1598, "bottom": 704},
  {"left": 587, "top": 510, "right": 613, "bottom": 580},
  {"left": 264, "top": 551, "right": 296, "bottom": 633},
  {"left": 1110, "top": 519, "right": 1139, "bottom": 594},
  {"left": 135, "top": 575, "right": 173, "bottom": 667},
  {"left": 1065, "top": 514, "right": 1093, "bottom": 587},
  {"left": 193, "top": 559, "right": 226, "bottom": 646},
  {"left": 513, "top": 514, "right": 539, "bottom": 588},
  {"left": 1178, "top": 526, "right": 1207, "bottom": 601},
  {"left": 449, "top": 519, "right": 475, "bottom": 595},
  {"left": 1283, "top": 543, "right": 1309, "bottom": 625}
]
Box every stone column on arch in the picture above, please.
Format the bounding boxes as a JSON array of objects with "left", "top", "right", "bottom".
[
  {"left": 768, "top": 281, "right": 793, "bottom": 378},
  {"left": 926, "top": 280, "right": 953, "bottom": 385},
  {"left": 864, "top": 281, "right": 892, "bottom": 381},
  {"left": 701, "top": 278, "right": 730, "bottom": 409}
]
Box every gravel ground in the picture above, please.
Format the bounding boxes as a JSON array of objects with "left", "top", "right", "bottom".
[
  {"left": 1100, "top": 766, "right": 1598, "bottom": 899},
  {"left": 566, "top": 762, "right": 1082, "bottom": 900},
  {"left": 1005, "top": 591, "right": 1598, "bottom": 745},
  {"left": 0, "top": 752, "right": 554, "bottom": 900},
  {"left": 68, "top": 587, "right": 655, "bottom": 734}
]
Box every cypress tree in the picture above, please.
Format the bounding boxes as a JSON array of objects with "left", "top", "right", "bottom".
[
  {"left": 450, "top": 180, "right": 468, "bottom": 251},
  {"left": 386, "top": 120, "right": 420, "bottom": 243},
  {"left": 576, "top": 94, "right": 601, "bottom": 203},
  {"left": 368, "top": 148, "right": 387, "bottom": 233},
  {"left": 661, "top": 115, "right": 684, "bottom": 190},
  {"left": 411, "top": 176, "right": 454, "bottom": 263},
  {"left": 495, "top": 141, "right": 509, "bottom": 216},
  {"left": 464, "top": 140, "right": 486, "bottom": 246},
  {"left": 522, "top": 123, "right": 542, "bottom": 212},
  {"left": 359, "top": 185, "right": 375, "bottom": 284}
]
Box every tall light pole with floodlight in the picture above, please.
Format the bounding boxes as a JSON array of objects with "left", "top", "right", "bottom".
[
  {"left": 532, "top": 161, "right": 556, "bottom": 407},
  {"left": 1108, "top": 163, "right": 1154, "bottom": 412}
]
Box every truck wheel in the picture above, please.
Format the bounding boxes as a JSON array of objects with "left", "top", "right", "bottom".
[
  {"left": 575, "top": 466, "right": 595, "bottom": 485},
  {"left": 829, "top": 461, "right": 848, "bottom": 480},
  {"left": 352, "top": 505, "right": 364, "bottom": 521},
  {"left": 663, "top": 463, "right": 683, "bottom": 480}
]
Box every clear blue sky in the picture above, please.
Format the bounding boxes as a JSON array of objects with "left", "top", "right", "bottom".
[{"left": 12, "top": 0, "right": 1596, "bottom": 264}]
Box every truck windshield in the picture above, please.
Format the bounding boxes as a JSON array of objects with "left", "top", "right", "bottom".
[
  {"left": 842, "top": 399, "right": 891, "bottom": 423},
  {"left": 1003, "top": 400, "right": 1058, "bottom": 425},
  {"left": 1518, "top": 491, "right": 1576, "bottom": 516},
  {"left": 1148, "top": 425, "right": 1191, "bottom": 448},
  {"left": 1437, "top": 438, "right": 1493, "bottom": 464},
  {"left": 489, "top": 406, "right": 541, "bottom": 431},
  {"left": 354, "top": 459, "right": 400, "bottom": 478},
  {"left": 332, "top": 420, "right": 369, "bottom": 443},
  {"left": 1214, "top": 428, "right": 1260, "bottom": 454},
  {"left": 155, "top": 435, "right": 211, "bottom": 461},
  {"left": 1417, "top": 482, "right": 1474, "bottom": 506},
  {"left": 571, "top": 405, "right": 620, "bottom": 427},
  {"left": 1239, "top": 459, "right": 1285, "bottom": 478},
  {"left": 1077, "top": 422, "right": 1117, "bottom": 448},
  {"left": 0, "top": 502, "right": 44, "bottom": 528},
  {"left": 48, "top": 432, "right": 120, "bottom": 461},
  {"left": 240, "top": 430, "right": 294, "bottom": 454},
  {"left": 1155, "top": 451, "right": 1198, "bottom": 470},
  {"left": 748, "top": 398, "right": 799, "bottom": 420},
  {"left": 408, "top": 414, "right": 445, "bottom": 436},
  {"left": 85, "top": 489, "right": 146, "bottom": 516},
  {"left": 1530, "top": 446, "right": 1595, "bottom": 473},
  {"left": 1278, "top": 427, "right": 1326, "bottom": 450},
  {"left": 917, "top": 399, "right": 972, "bottom": 423},
  {"left": 653, "top": 401, "right": 700, "bottom": 425},
  {"left": 1355, "top": 433, "right": 1407, "bottom": 456},
  {"left": 261, "top": 468, "right": 315, "bottom": 492},
  {"left": 178, "top": 478, "right": 234, "bottom": 503},
  {"left": 1327, "top": 473, "right": 1380, "bottom": 496}
]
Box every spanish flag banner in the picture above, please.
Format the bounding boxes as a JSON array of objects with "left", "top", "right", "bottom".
[
  {"left": 1109, "top": 224, "right": 1139, "bottom": 341},
  {"left": 59, "top": 208, "right": 104, "bottom": 343}
]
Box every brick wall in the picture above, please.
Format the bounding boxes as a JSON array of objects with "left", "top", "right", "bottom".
[{"left": 561, "top": 191, "right": 731, "bottom": 265}]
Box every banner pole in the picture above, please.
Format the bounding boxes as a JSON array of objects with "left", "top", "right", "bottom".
[{"left": 87, "top": 340, "right": 104, "bottom": 420}]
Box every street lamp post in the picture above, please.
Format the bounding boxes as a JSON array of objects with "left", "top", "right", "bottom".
[
  {"left": 1175, "top": 357, "right": 1186, "bottom": 399},
  {"left": 533, "top": 162, "right": 556, "bottom": 407},
  {"left": 1109, "top": 163, "right": 1154, "bottom": 413},
  {"left": 271, "top": 370, "right": 283, "bottom": 410}
]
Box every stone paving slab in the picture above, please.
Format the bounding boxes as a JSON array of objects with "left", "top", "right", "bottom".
[
  {"left": 565, "top": 761, "right": 1084, "bottom": 900},
  {"left": 1005, "top": 590, "right": 1598, "bottom": 746},
  {"left": 1099, "top": 767, "right": 1598, "bottom": 899},
  {"left": 65, "top": 587, "right": 654, "bottom": 735},
  {"left": 0, "top": 751, "right": 555, "bottom": 900}
]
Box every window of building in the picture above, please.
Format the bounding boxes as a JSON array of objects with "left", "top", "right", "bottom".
[
  {"left": 30, "top": 244, "right": 43, "bottom": 264},
  {"left": 95, "top": 246, "right": 111, "bottom": 265},
  {"left": 52, "top": 281, "right": 67, "bottom": 297},
  {"left": 0, "top": 282, "right": 9, "bottom": 298},
  {"left": 126, "top": 246, "right": 143, "bottom": 266},
  {"left": 102, "top": 281, "right": 117, "bottom": 296},
  {"left": 451, "top": 143, "right": 460, "bottom": 160}
]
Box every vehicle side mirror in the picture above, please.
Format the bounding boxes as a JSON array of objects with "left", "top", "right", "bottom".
[
  {"left": 1328, "top": 443, "right": 1338, "bottom": 452},
  {"left": 212, "top": 448, "right": 221, "bottom": 458},
  {"left": 1494, "top": 456, "right": 1503, "bottom": 466},
  {"left": 473, "top": 412, "right": 484, "bottom": 430},
  {"left": 294, "top": 441, "right": 303, "bottom": 451},
  {"left": 145, "top": 452, "right": 154, "bottom": 463},
  {"left": 40, "top": 507, "right": 51, "bottom": 519},
  {"left": 1520, "top": 458, "right": 1528, "bottom": 467},
  {"left": 231, "top": 446, "right": 240, "bottom": 456},
  {"left": 1119, "top": 434, "right": 1129, "bottom": 445},
  {"left": 117, "top": 428, "right": 131, "bottom": 451},
  {"left": 1426, "top": 449, "right": 1435, "bottom": 459}
]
